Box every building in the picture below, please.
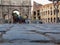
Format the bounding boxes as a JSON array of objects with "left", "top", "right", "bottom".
[
  {"left": 40, "top": 3, "right": 60, "bottom": 23},
  {"left": 32, "top": 2, "right": 60, "bottom": 23},
  {"left": 0, "top": 0, "right": 31, "bottom": 23},
  {"left": 32, "top": 2, "right": 42, "bottom": 21}
]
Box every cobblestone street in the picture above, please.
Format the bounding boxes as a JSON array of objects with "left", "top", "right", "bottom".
[{"left": 0, "top": 24, "right": 60, "bottom": 45}]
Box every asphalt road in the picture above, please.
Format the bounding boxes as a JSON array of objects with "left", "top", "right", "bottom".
[{"left": 0, "top": 24, "right": 60, "bottom": 45}]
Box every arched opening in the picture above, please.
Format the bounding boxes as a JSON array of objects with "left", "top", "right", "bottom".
[
  {"left": 12, "top": 10, "right": 20, "bottom": 23},
  {"left": 54, "top": 18, "right": 55, "bottom": 22},
  {"left": 51, "top": 18, "right": 52, "bottom": 22},
  {"left": 3, "top": 14, "right": 9, "bottom": 23},
  {"left": 12, "top": 10, "right": 26, "bottom": 23}
]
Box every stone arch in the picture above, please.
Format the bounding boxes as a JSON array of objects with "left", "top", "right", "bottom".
[
  {"left": 12, "top": 9, "right": 20, "bottom": 14},
  {"left": 12, "top": 9, "right": 20, "bottom": 16},
  {"left": 3, "top": 14, "right": 9, "bottom": 23},
  {"left": 12, "top": 9, "right": 20, "bottom": 23}
]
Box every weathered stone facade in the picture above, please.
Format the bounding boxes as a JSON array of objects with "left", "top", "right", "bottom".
[
  {"left": 32, "top": 2, "right": 42, "bottom": 21},
  {"left": 0, "top": 0, "right": 31, "bottom": 23},
  {"left": 32, "top": 1, "right": 60, "bottom": 24}
]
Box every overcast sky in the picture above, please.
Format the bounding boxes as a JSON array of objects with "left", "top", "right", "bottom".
[{"left": 32, "top": 0, "right": 52, "bottom": 5}]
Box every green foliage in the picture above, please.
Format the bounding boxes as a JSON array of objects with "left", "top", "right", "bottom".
[
  {"left": 13, "top": 13, "right": 18, "bottom": 17},
  {"left": 12, "top": 13, "right": 26, "bottom": 20}
]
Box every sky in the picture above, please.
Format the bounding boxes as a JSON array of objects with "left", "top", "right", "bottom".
[{"left": 32, "top": 0, "right": 52, "bottom": 5}]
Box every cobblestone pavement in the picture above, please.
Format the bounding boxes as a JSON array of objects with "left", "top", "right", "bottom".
[{"left": 0, "top": 24, "right": 60, "bottom": 45}]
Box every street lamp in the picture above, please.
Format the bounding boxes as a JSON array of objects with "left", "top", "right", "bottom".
[{"left": 49, "top": 0, "right": 60, "bottom": 23}]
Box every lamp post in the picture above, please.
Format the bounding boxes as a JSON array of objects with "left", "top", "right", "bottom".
[{"left": 49, "top": 0, "right": 60, "bottom": 23}]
